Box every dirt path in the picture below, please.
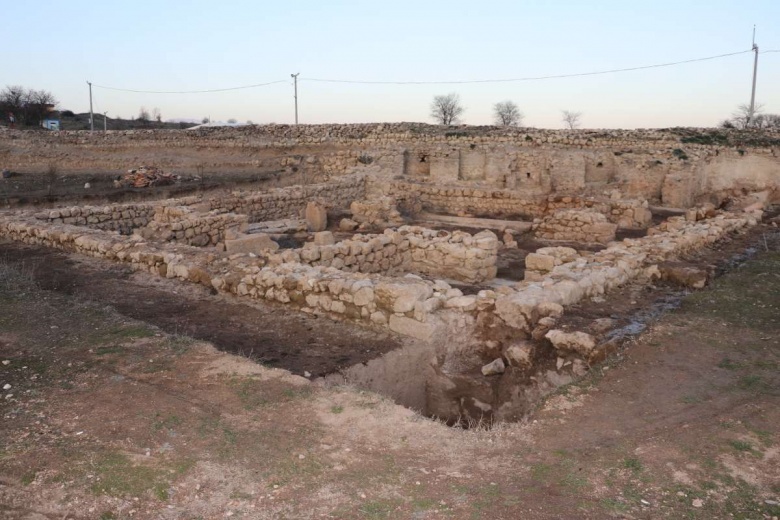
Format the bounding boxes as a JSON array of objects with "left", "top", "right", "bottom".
[{"left": 0, "top": 230, "right": 778, "bottom": 519}]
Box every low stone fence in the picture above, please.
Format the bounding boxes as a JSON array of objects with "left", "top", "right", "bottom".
[
  {"left": 267, "top": 226, "right": 499, "bottom": 283},
  {"left": 34, "top": 203, "right": 157, "bottom": 234},
  {"left": 0, "top": 215, "right": 468, "bottom": 341},
  {"left": 204, "top": 175, "right": 366, "bottom": 222},
  {"left": 545, "top": 197, "right": 652, "bottom": 228},
  {"left": 533, "top": 209, "right": 618, "bottom": 244},
  {"left": 349, "top": 197, "right": 404, "bottom": 228},
  {"left": 141, "top": 206, "right": 249, "bottom": 247},
  {"left": 388, "top": 181, "right": 653, "bottom": 228}
]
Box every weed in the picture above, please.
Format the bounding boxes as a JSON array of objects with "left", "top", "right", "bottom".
[
  {"left": 717, "top": 357, "right": 743, "bottom": 370},
  {"left": 95, "top": 345, "right": 124, "bottom": 356},
  {"left": 728, "top": 440, "right": 753, "bottom": 453},
  {"left": 151, "top": 413, "right": 182, "bottom": 432},
  {"left": 359, "top": 499, "right": 398, "bottom": 519},
  {"left": 623, "top": 457, "right": 643, "bottom": 473},
  {"left": 20, "top": 471, "right": 36, "bottom": 485},
  {"left": 99, "top": 513, "right": 116, "bottom": 520},
  {"left": 601, "top": 497, "right": 629, "bottom": 513},
  {"left": 330, "top": 405, "right": 344, "bottom": 414},
  {"left": 672, "top": 148, "right": 689, "bottom": 160}
]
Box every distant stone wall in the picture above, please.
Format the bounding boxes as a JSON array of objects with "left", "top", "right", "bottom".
[
  {"left": 204, "top": 175, "right": 366, "bottom": 222},
  {"left": 387, "top": 181, "right": 653, "bottom": 228}
]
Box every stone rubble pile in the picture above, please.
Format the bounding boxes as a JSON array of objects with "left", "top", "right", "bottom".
[{"left": 121, "top": 166, "right": 178, "bottom": 188}]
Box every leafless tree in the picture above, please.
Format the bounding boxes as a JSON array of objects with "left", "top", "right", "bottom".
[
  {"left": 152, "top": 107, "right": 162, "bottom": 122},
  {"left": 1, "top": 86, "right": 57, "bottom": 125},
  {"left": 493, "top": 100, "right": 523, "bottom": 126},
  {"left": 430, "top": 93, "right": 464, "bottom": 125},
  {"left": 138, "top": 107, "right": 150, "bottom": 122},
  {"left": 726, "top": 103, "right": 764, "bottom": 129},
  {"left": 561, "top": 110, "right": 582, "bottom": 130}
]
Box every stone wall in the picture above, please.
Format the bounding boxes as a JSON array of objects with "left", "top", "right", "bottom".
[
  {"left": 533, "top": 209, "right": 618, "bottom": 244},
  {"left": 34, "top": 203, "right": 157, "bottom": 233},
  {"left": 204, "top": 175, "right": 366, "bottom": 222},
  {"left": 387, "top": 180, "right": 653, "bottom": 228},
  {"left": 142, "top": 206, "right": 249, "bottom": 247},
  {"left": 267, "top": 226, "right": 499, "bottom": 284},
  {"left": 349, "top": 197, "right": 404, "bottom": 228},
  {"left": 4, "top": 125, "right": 779, "bottom": 209}
]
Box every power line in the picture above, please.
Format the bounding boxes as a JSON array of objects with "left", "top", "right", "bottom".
[
  {"left": 87, "top": 48, "right": 778, "bottom": 94},
  {"left": 90, "top": 79, "right": 288, "bottom": 94},
  {"left": 300, "top": 49, "right": 754, "bottom": 85}
]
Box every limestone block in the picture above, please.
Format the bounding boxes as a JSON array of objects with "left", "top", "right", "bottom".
[
  {"left": 305, "top": 201, "right": 328, "bottom": 232},
  {"left": 225, "top": 233, "right": 279, "bottom": 254},
  {"left": 481, "top": 358, "right": 505, "bottom": 376},
  {"left": 313, "top": 231, "right": 335, "bottom": 246},
  {"left": 545, "top": 329, "right": 597, "bottom": 357},
  {"left": 388, "top": 315, "right": 436, "bottom": 341},
  {"left": 505, "top": 342, "right": 534, "bottom": 369}
]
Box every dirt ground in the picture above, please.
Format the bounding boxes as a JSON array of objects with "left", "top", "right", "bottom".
[
  {"left": 0, "top": 224, "right": 778, "bottom": 518},
  {"left": 0, "top": 243, "right": 402, "bottom": 378}
]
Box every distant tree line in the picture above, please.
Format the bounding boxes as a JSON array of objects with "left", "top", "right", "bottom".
[
  {"left": 430, "top": 92, "right": 583, "bottom": 129},
  {"left": 0, "top": 85, "right": 58, "bottom": 126}
]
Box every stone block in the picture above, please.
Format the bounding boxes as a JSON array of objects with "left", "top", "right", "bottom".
[{"left": 225, "top": 233, "right": 279, "bottom": 254}]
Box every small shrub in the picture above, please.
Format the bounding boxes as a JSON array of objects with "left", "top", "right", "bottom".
[
  {"left": 672, "top": 148, "right": 689, "bottom": 161},
  {"left": 357, "top": 153, "right": 373, "bottom": 165}
]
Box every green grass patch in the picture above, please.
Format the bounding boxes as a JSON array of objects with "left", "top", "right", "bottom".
[
  {"left": 623, "top": 457, "right": 643, "bottom": 473},
  {"left": 728, "top": 440, "right": 754, "bottom": 453},
  {"left": 330, "top": 405, "right": 344, "bottom": 414},
  {"left": 89, "top": 451, "right": 193, "bottom": 499}
]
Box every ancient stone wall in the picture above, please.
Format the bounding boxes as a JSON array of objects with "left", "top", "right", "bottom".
[
  {"left": 203, "top": 175, "right": 366, "bottom": 222},
  {"left": 268, "top": 226, "right": 499, "bottom": 283},
  {"left": 34, "top": 203, "right": 157, "bottom": 233},
  {"left": 3, "top": 125, "right": 779, "bottom": 209},
  {"left": 533, "top": 209, "right": 618, "bottom": 244},
  {"left": 142, "top": 207, "right": 249, "bottom": 247}
]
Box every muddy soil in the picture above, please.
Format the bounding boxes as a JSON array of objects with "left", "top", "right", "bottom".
[{"left": 0, "top": 242, "right": 402, "bottom": 377}]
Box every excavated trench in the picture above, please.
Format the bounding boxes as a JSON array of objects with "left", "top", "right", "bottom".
[{"left": 1, "top": 208, "right": 774, "bottom": 425}]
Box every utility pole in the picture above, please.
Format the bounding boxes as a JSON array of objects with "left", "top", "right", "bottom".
[
  {"left": 86, "top": 81, "right": 94, "bottom": 132},
  {"left": 103, "top": 112, "right": 108, "bottom": 133},
  {"left": 747, "top": 26, "right": 759, "bottom": 127},
  {"left": 290, "top": 73, "right": 300, "bottom": 124}
]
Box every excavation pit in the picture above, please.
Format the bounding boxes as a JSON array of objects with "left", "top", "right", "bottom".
[{"left": 1, "top": 123, "right": 777, "bottom": 425}]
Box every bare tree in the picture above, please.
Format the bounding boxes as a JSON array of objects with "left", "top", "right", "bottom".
[
  {"left": 1, "top": 86, "right": 57, "bottom": 125},
  {"left": 561, "top": 110, "right": 582, "bottom": 130},
  {"left": 152, "top": 107, "right": 162, "bottom": 122},
  {"left": 138, "top": 107, "right": 150, "bottom": 122},
  {"left": 493, "top": 100, "right": 523, "bottom": 126},
  {"left": 430, "top": 93, "right": 464, "bottom": 125},
  {"left": 727, "top": 103, "right": 764, "bottom": 129}
]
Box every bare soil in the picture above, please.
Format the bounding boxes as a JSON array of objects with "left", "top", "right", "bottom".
[
  {"left": 0, "top": 227, "right": 778, "bottom": 519},
  {"left": 0, "top": 243, "right": 402, "bottom": 378}
]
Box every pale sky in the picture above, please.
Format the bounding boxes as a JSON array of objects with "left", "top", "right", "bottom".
[{"left": 4, "top": 0, "right": 780, "bottom": 128}]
